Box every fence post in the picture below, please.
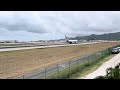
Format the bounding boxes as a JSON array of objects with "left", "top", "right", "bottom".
[
  {"left": 77, "top": 59, "right": 78, "bottom": 67},
  {"left": 45, "top": 67, "right": 47, "bottom": 79},
  {"left": 101, "top": 51, "right": 103, "bottom": 58},
  {"left": 69, "top": 61, "right": 70, "bottom": 78},
  {"left": 102, "top": 51, "right": 104, "bottom": 58},
  {"left": 88, "top": 56, "right": 89, "bottom": 65},
  {"left": 93, "top": 54, "right": 95, "bottom": 61},
  {"left": 108, "top": 48, "right": 111, "bottom": 55},
  {"left": 57, "top": 64, "right": 59, "bottom": 79},
  {"left": 93, "top": 54, "right": 94, "bottom": 61},
  {"left": 94, "top": 53, "right": 96, "bottom": 61},
  {"left": 108, "top": 49, "right": 109, "bottom": 55},
  {"left": 23, "top": 75, "right": 24, "bottom": 79}
]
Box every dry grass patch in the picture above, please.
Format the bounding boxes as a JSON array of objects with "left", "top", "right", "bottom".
[{"left": 0, "top": 42, "right": 120, "bottom": 78}]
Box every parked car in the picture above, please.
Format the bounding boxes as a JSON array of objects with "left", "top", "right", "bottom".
[
  {"left": 112, "top": 48, "right": 119, "bottom": 54},
  {"left": 116, "top": 47, "right": 120, "bottom": 52}
]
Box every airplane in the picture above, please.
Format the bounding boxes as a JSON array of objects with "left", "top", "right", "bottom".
[{"left": 65, "top": 35, "right": 78, "bottom": 44}]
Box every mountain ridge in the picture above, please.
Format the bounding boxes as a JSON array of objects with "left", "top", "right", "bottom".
[{"left": 71, "top": 32, "right": 120, "bottom": 40}]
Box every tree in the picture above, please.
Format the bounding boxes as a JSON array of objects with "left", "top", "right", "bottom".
[{"left": 95, "top": 63, "right": 120, "bottom": 79}]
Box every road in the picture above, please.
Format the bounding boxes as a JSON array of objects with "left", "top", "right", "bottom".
[
  {"left": 0, "top": 42, "right": 102, "bottom": 52},
  {"left": 82, "top": 53, "right": 120, "bottom": 79}
]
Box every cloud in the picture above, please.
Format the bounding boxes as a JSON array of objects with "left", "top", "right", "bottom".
[
  {"left": 37, "top": 11, "right": 120, "bottom": 36},
  {"left": 0, "top": 11, "right": 48, "bottom": 34},
  {"left": 1, "top": 11, "right": 120, "bottom": 40}
]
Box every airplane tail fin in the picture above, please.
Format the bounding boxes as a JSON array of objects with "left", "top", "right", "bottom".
[
  {"left": 65, "top": 35, "right": 69, "bottom": 41},
  {"left": 65, "top": 35, "right": 67, "bottom": 39}
]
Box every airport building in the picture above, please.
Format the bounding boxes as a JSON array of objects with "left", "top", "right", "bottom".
[{"left": 0, "top": 40, "right": 18, "bottom": 43}]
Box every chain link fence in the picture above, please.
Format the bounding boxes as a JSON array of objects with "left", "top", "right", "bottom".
[{"left": 14, "top": 45, "right": 120, "bottom": 79}]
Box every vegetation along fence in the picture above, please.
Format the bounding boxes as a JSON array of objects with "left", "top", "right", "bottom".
[{"left": 15, "top": 45, "right": 120, "bottom": 79}]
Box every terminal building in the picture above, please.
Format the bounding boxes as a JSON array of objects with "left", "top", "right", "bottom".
[{"left": 0, "top": 40, "right": 18, "bottom": 43}]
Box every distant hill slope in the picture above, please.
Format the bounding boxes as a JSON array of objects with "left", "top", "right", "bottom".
[{"left": 71, "top": 32, "right": 120, "bottom": 40}]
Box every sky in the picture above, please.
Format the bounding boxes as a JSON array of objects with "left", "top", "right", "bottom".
[{"left": 0, "top": 11, "right": 120, "bottom": 41}]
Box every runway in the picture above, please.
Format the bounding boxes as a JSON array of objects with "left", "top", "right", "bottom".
[{"left": 0, "top": 42, "right": 102, "bottom": 52}]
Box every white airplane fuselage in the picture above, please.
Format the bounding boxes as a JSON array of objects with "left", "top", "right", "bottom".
[
  {"left": 66, "top": 40, "right": 78, "bottom": 44},
  {"left": 65, "top": 35, "right": 78, "bottom": 44}
]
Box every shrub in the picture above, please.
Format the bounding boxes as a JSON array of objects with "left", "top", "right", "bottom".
[{"left": 95, "top": 63, "right": 120, "bottom": 79}]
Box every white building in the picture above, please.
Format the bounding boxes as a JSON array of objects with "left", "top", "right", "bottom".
[{"left": 0, "top": 40, "right": 18, "bottom": 43}]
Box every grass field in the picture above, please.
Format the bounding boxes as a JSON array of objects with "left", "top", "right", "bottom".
[{"left": 0, "top": 42, "right": 120, "bottom": 78}]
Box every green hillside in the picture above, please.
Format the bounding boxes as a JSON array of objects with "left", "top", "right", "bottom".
[{"left": 72, "top": 32, "right": 120, "bottom": 40}]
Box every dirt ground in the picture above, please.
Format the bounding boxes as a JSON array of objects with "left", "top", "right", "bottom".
[{"left": 0, "top": 42, "right": 120, "bottom": 78}]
